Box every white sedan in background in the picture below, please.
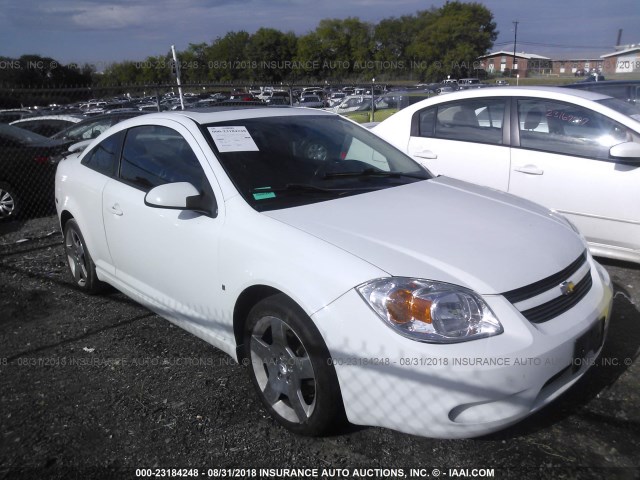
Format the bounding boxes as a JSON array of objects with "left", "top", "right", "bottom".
[
  {"left": 56, "top": 108, "right": 612, "bottom": 439},
  {"left": 372, "top": 87, "right": 640, "bottom": 264}
]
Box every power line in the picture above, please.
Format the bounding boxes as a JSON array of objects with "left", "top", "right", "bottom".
[{"left": 494, "top": 40, "right": 612, "bottom": 49}]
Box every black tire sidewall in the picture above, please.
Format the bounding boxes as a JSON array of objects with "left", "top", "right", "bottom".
[{"left": 243, "top": 294, "right": 345, "bottom": 436}]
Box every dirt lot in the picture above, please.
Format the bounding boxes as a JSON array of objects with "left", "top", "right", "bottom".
[{"left": 1, "top": 216, "right": 639, "bottom": 480}]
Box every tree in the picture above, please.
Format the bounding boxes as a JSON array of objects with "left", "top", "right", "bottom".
[
  {"left": 314, "top": 18, "right": 373, "bottom": 78},
  {"left": 205, "top": 31, "right": 251, "bottom": 82},
  {"left": 247, "top": 28, "right": 297, "bottom": 83},
  {"left": 0, "top": 55, "right": 93, "bottom": 86},
  {"left": 4, "top": 3, "right": 499, "bottom": 86},
  {"left": 373, "top": 15, "right": 420, "bottom": 78},
  {"left": 180, "top": 43, "right": 210, "bottom": 84},
  {"left": 408, "top": 2, "right": 498, "bottom": 81}
]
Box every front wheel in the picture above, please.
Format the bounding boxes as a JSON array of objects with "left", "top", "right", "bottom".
[
  {"left": 244, "top": 294, "right": 345, "bottom": 436},
  {"left": 63, "top": 219, "right": 106, "bottom": 294}
]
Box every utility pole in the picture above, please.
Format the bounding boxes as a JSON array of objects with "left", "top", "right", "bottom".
[{"left": 512, "top": 21, "right": 519, "bottom": 78}]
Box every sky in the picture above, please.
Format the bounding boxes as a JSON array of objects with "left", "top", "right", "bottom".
[{"left": 1, "top": 0, "right": 638, "bottom": 69}]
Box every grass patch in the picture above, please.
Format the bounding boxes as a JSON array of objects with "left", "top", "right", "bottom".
[{"left": 344, "top": 109, "right": 398, "bottom": 124}]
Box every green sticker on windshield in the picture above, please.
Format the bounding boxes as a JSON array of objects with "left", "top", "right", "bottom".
[{"left": 253, "top": 191, "right": 276, "bottom": 200}]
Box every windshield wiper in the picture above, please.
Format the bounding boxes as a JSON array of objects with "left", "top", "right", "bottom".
[
  {"left": 252, "top": 184, "right": 371, "bottom": 195},
  {"left": 321, "top": 168, "right": 429, "bottom": 180}
]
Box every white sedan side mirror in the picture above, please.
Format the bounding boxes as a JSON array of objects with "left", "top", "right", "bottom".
[{"left": 610, "top": 141, "right": 640, "bottom": 161}]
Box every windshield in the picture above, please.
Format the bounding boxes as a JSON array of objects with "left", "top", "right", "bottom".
[
  {"left": 596, "top": 98, "right": 640, "bottom": 121},
  {"left": 0, "top": 123, "right": 53, "bottom": 144},
  {"left": 203, "top": 114, "right": 431, "bottom": 211},
  {"left": 52, "top": 117, "right": 114, "bottom": 141}
]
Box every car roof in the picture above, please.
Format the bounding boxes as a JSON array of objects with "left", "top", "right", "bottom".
[
  {"left": 10, "top": 114, "right": 84, "bottom": 124},
  {"left": 407, "top": 86, "right": 613, "bottom": 102},
  {"left": 562, "top": 80, "right": 640, "bottom": 88},
  {"left": 142, "top": 107, "right": 335, "bottom": 125}
]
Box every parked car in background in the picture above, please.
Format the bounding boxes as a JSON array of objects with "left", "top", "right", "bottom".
[
  {"left": 581, "top": 72, "right": 606, "bottom": 82},
  {"left": 372, "top": 86, "right": 640, "bottom": 264},
  {"left": 297, "top": 95, "right": 325, "bottom": 108},
  {"left": 265, "top": 91, "right": 291, "bottom": 105},
  {"left": 10, "top": 114, "right": 84, "bottom": 137},
  {"left": 328, "top": 92, "right": 346, "bottom": 107},
  {"left": 457, "top": 78, "right": 481, "bottom": 89},
  {"left": 56, "top": 108, "right": 612, "bottom": 439},
  {"left": 563, "top": 80, "right": 640, "bottom": 106},
  {"left": 0, "top": 124, "right": 69, "bottom": 220},
  {"left": 51, "top": 112, "right": 145, "bottom": 143},
  {"left": 328, "top": 95, "right": 372, "bottom": 114},
  {"left": 0, "top": 109, "right": 39, "bottom": 124},
  {"left": 375, "top": 91, "right": 434, "bottom": 111},
  {"left": 229, "top": 93, "right": 255, "bottom": 102}
]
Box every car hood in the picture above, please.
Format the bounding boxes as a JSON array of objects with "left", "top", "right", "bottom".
[{"left": 263, "top": 177, "right": 585, "bottom": 295}]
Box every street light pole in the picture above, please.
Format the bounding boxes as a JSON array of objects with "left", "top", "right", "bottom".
[
  {"left": 371, "top": 78, "right": 375, "bottom": 122},
  {"left": 512, "top": 21, "right": 519, "bottom": 78}
]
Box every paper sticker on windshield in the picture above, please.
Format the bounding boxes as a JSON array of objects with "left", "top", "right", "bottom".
[
  {"left": 208, "top": 126, "right": 259, "bottom": 152},
  {"left": 252, "top": 187, "right": 275, "bottom": 200},
  {"left": 253, "top": 191, "right": 276, "bottom": 200}
]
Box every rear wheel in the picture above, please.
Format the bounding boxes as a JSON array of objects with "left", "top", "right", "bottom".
[
  {"left": 0, "top": 182, "right": 19, "bottom": 221},
  {"left": 244, "top": 294, "right": 345, "bottom": 436},
  {"left": 63, "top": 219, "right": 106, "bottom": 293}
]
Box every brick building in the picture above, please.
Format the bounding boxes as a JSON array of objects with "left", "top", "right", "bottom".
[
  {"left": 477, "top": 50, "right": 552, "bottom": 77},
  {"left": 479, "top": 44, "right": 640, "bottom": 78},
  {"left": 550, "top": 59, "right": 603, "bottom": 76},
  {"left": 600, "top": 45, "right": 640, "bottom": 74}
]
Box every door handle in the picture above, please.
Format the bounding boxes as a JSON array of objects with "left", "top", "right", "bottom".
[
  {"left": 110, "top": 203, "right": 123, "bottom": 216},
  {"left": 411, "top": 149, "right": 438, "bottom": 159},
  {"left": 513, "top": 165, "right": 544, "bottom": 175}
]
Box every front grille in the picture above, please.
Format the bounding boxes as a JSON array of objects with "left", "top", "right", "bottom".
[
  {"left": 501, "top": 250, "right": 593, "bottom": 324},
  {"left": 502, "top": 251, "right": 587, "bottom": 304},
  {"left": 519, "top": 271, "right": 592, "bottom": 323}
]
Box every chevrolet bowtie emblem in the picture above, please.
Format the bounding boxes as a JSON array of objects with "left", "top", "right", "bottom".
[{"left": 560, "top": 281, "right": 576, "bottom": 296}]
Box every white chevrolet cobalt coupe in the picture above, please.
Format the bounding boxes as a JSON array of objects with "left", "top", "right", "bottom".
[{"left": 56, "top": 108, "right": 613, "bottom": 439}]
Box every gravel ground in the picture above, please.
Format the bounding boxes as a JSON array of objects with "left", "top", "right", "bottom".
[{"left": 1, "top": 216, "right": 639, "bottom": 480}]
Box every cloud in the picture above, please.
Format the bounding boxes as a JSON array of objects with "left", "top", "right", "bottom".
[
  {"left": 69, "top": 5, "right": 148, "bottom": 29},
  {"left": 1, "top": 0, "right": 249, "bottom": 31}
]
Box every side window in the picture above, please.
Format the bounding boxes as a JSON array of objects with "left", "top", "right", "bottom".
[
  {"left": 416, "top": 99, "right": 505, "bottom": 145},
  {"left": 434, "top": 99, "right": 505, "bottom": 145},
  {"left": 119, "top": 125, "right": 207, "bottom": 192},
  {"left": 81, "top": 131, "right": 123, "bottom": 176},
  {"left": 517, "top": 99, "right": 632, "bottom": 161},
  {"left": 418, "top": 107, "right": 436, "bottom": 137}
]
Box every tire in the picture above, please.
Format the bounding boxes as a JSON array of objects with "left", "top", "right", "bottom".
[
  {"left": 0, "top": 182, "right": 19, "bottom": 221},
  {"left": 243, "top": 294, "right": 345, "bottom": 436},
  {"left": 63, "top": 219, "right": 106, "bottom": 294}
]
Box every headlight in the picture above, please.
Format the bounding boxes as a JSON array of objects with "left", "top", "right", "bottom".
[{"left": 357, "top": 278, "right": 503, "bottom": 344}]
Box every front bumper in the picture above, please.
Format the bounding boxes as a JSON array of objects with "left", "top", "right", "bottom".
[{"left": 312, "top": 260, "right": 613, "bottom": 438}]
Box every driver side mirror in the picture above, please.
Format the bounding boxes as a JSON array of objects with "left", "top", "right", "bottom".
[{"left": 144, "top": 182, "right": 216, "bottom": 217}]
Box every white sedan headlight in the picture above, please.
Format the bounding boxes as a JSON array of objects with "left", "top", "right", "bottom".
[{"left": 357, "top": 278, "right": 503, "bottom": 343}]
